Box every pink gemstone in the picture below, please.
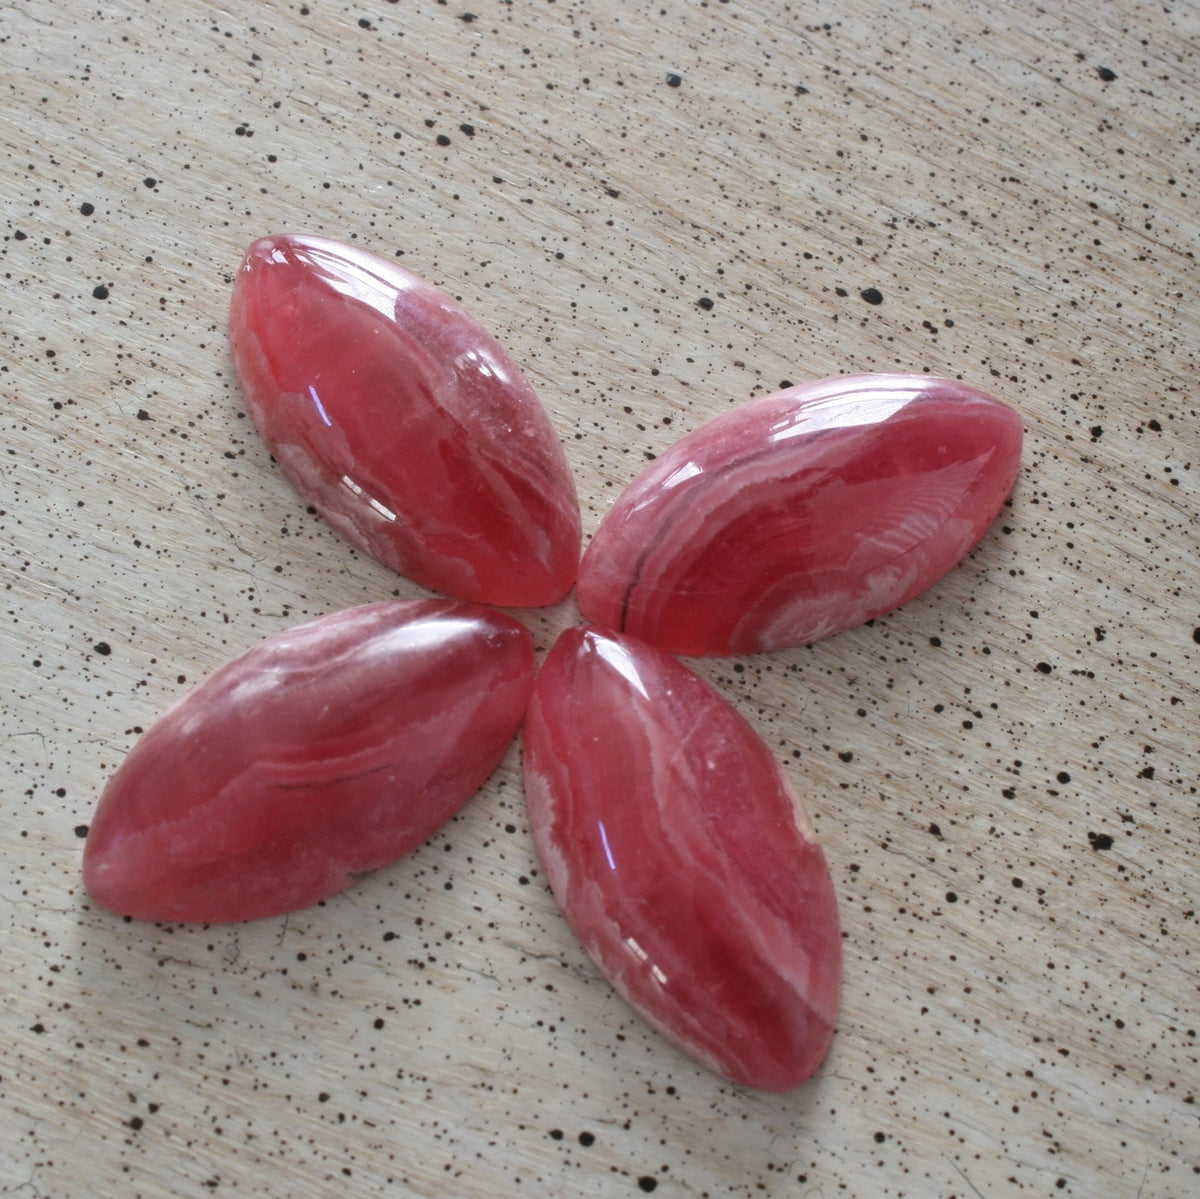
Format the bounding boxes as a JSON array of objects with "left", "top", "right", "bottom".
[
  {"left": 523, "top": 626, "right": 842, "bottom": 1090},
  {"left": 83, "top": 600, "right": 535, "bottom": 923},
  {"left": 229, "top": 234, "right": 581, "bottom": 607},
  {"left": 577, "top": 374, "right": 1023, "bottom": 655}
]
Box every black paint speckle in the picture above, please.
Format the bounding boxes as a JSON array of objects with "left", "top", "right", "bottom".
[
  {"left": 92, "top": 284, "right": 109, "bottom": 300},
  {"left": 93, "top": 641, "right": 112, "bottom": 656},
  {"left": 860, "top": 287, "right": 884, "bottom": 305},
  {"left": 666, "top": 73, "right": 682, "bottom": 87},
  {"left": 578, "top": 1130, "right": 595, "bottom": 1147},
  {"left": 80, "top": 201, "right": 95, "bottom": 216},
  {"left": 74, "top": 825, "right": 89, "bottom": 838},
  {"left": 637, "top": 1179, "right": 658, "bottom": 1194},
  {"left": 436, "top": 134, "right": 451, "bottom": 146},
  {"left": 1089, "top": 832, "right": 1115, "bottom": 851},
  {"left": 1036, "top": 661, "right": 1053, "bottom": 674},
  {"left": 1097, "top": 66, "right": 1118, "bottom": 82},
  {"left": 697, "top": 296, "right": 714, "bottom": 310},
  {"left": 142, "top": 177, "right": 157, "bottom": 189}
]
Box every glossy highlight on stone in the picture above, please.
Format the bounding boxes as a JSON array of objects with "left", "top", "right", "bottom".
[
  {"left": 577, "top": 373, "right": 1023, "bottom": 655},
  {"left": 229, "top": 234, "right": 581, "bottom": 606},
  {"left": 523, "top": 626, "right": 842, "bottom": 1090},
  {"left": 83, "top": 600, "right": 535, "bottom": 923}
]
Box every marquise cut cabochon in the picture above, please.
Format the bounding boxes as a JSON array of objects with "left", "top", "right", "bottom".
[
  {"left": 229, "top": 234, "right": 581, "bottom": 607},
  {"left": 83, "top": 600, "right": 535, "bottom": 923},
  {"left": 523, "top": 626, "right": 842, "bottom": 1090},
  {"left": 577, "top": 373, "right": 1024, "bottom": 656}
]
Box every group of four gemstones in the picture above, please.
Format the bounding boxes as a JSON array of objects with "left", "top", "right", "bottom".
[{"left": 82, "top": 234, "right": 1023, "bottom": 1090}]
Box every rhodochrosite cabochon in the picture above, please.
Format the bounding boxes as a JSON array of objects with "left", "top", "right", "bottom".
[
  {"left": 229, "top": 234, "right": 581, "bottom": 607},
  {"left": 523, "top": 627, "right": 842, "bottom": 1091},
  {"left": 83, "top": 600, "right": 535, "bottom": 923},
  {"left": 577, "top": 373, "right": 1024, "bottom": 656}
]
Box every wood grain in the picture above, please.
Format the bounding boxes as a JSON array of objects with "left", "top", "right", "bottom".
[{"left": 2, "top": 1, "right": 1196, "bottom": 1195}]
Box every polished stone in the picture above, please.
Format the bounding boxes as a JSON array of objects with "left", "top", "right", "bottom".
[
  {"left": 83, "top": 600, "right": 535, "bottom": 923},
  {"left": 229, "top": 234, "right": 580, "bottom": 607},
  {"left": 577, "top": 373, "right": 1023, "bottom": 655},
  {"left": 523, "top": 626, "right": 842, "bottom": 1090}
]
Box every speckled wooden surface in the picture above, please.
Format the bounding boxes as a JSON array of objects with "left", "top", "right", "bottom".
[{"left": 2, "top": 1, "right": 1197, "bottom": 1196}]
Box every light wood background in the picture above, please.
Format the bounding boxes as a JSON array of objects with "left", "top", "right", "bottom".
[{"left": 2, "top": 1, "right": 1197, "bottom": 1195}]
